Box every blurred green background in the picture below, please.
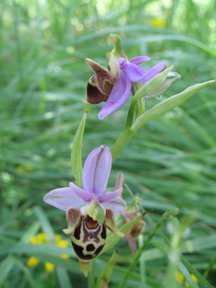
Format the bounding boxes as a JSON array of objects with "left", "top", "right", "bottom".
[{"left": 0, "top": 0, "right": 216, "bottom": 287}]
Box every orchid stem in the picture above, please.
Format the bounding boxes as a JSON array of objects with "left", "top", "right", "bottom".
[{"left": 111, "top": 128, "right": 134, "bottom": 160}]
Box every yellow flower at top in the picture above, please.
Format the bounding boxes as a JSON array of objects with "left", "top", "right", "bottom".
[
  {"left": 37, "top": 233, "right": 48, "bottom": 243},
  {"left": 26, "top": 256, "right": 40, "bottom": 267},
  {"left": 150, "top": 17, "right": 166, "bottom": 29},
  {"left": 29, "top": 233, "right": 48, "bottom": 244},
  {"left": 44, "top": 262, "right": 55, "bottom": 273},
  {"left": 56, "top": 239, "right": 69, "bottom": 248}
]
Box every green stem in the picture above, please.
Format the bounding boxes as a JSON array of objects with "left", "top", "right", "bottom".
[
  {"left": 126, "top": 82, "right": 144, "bottom": 128},
  {"left": 118, "top": 209, "right": 179, "bottom": 288},
  {"left": 111, "top": 128, "right": 134, "bottom": 160}
]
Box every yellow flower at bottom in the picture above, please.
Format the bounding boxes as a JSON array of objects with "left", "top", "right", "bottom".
[
  {"left": 175, "top": 271, "right": 184, "bottom": 285},
  {"left": 191, "top": 274, "right": 198, "bottom": 283},
  {"left": 26, "top": 256, "right": 40, "bottom": 267},
  {"left": 186, "top": 274, "right": 199, "bottom": 288},
  {"left": 44, "top": 262, "right": 55, "bottom": 273}
]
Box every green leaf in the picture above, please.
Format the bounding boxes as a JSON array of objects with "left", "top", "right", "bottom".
[
  {"left": 118, "top": 209, "right": 179, "bottom": 288},
  {"left": 103, "top": 215, "right": 143, "bottom": 252},
  {"left": 71, "top": 112, "right": 88, "bottom": 186},
  {"left": 34, "top": 206, "right": 55, "bottom": 241},
  {"left": 0, "top": 256, "right": 16, "bottom": 285},
  {"left": 181, "top": 257, "right": 215, "bottom": 288},
  {"left": 16, "top": 260, "right": 38, "bottom": 288},
  {"left": 0, "top": 243, "right": 73, "bottom": 257},
  {"left": 95, "top": 251, "right": 117, "bottom": 288},
  {"left": 132, "top": 79, "right": 216, "bottom": 132},
  {"left": 20, "top": 222, "right": 40, "bottom": 243},
  {"left": 57, "top": 266, "right": 73, "bottom": 288}
]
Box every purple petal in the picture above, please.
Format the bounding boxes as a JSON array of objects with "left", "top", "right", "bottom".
[
  {"left": 43, "top": 186, "right": 85, "bottom": 211},
  {"left": 82, "top": 145, "right": 112, "bottom": 195},
  {"left": 130, "top": 56, "right": 150, "bottom": 65},
  {"left": 98, "top": 71, "right": 131, "bottom": 119},
  {"left": 69, "top": 182, "right": 94, "bottom": 202},
  {"left": 122, "top": 61, "right": 147, "bottom": 82},
  {"left": 98, "top": 188, "right": 122, "bottom": 203},
  {"left": 140, "top": 61, "right": 166, "bottom": 84},
  {"left": 103, "top": 197, "right": 126, "bottom": 214}
]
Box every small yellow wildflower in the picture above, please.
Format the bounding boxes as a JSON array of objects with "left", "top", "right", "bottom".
[
  {"left": 44, "top": 262, "right": 55, "bottom": 273},
  {"left": 37, "top": 233, "right": 48, "bottom": 243},
  {"left": 29, "top": 236, "right": 39, "bottom": 244},
  {"left": 25, "top": 164, "right": 33, "bottom": 172},
  {"left": 150, "top": 17, "right": 166, "bottom": 29},
  {"left": 56, "top": 239, "right": 69, "bottom": 248},
  {"left": 16, "top": 164, "right": 32, "bottom": 173},
  {"left": 29, "top": 233, "right": 48, "bottom": 244},
  {"left": 191, "top": 274, "right": 198, "bottom": 283},
  {"left": 186, "top": 274, "right": 199, "bottom": 287},
  {"left": 16, "top": 165, "right": 24, "bottom": 173},
  {"left": 56, "top": 238, "right": 70, "bottom": 259},
  {"left": 27, "top": 233, "right": 70, "bottom": 272},
  {"left": 26, "top": 256, "right": 40, "bottom": 267},
  {"left": 176, "top": 271, "right": 199, "bottom": 287},
  {"left": 175, "top": 271, "right": 185, "bottom": 285}
]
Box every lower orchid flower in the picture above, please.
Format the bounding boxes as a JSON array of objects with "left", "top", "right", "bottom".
[
  {"left": 86, "top": 55, "right": 166, "bottom": 120},
  {"left": 43, "top": 145, "right": 126, "bottom": 273}
]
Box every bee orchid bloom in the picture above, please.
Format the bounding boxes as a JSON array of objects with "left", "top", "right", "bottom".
[
  {"left": 43, "top": 146, "right": 126, "bottom": 266},
  {"left": 43, "top": 145, "right": 126, "bottom": 215},
  {"left": 86, "top": 56, "right": 166, "bottom": 120}
]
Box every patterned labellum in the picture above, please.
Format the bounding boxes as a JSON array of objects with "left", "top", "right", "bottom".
[{"left": 71, "top": 215, "right": 106, "bottom": 262}]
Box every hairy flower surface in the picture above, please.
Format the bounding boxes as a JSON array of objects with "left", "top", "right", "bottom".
[
  {"left": 43, "top": 145, "right": 126, "bottom": 215},
  {"left": 86, "top": 55, "right": 166, "bottom": 119}
]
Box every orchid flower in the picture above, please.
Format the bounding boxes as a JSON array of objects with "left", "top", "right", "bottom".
[
  {"left": 43, "top": 145, "right": 126, "bottom": 216},
  {"left": 43, "top": 145, "right": 126, "bottom": 273},
  {"left": 86, "top": 55, "right": 166, "bottom": 120}
]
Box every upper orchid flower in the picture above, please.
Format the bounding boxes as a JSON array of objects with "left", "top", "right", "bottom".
[{"left": 86, "top": 53, "right": 166, "bottom": 120}]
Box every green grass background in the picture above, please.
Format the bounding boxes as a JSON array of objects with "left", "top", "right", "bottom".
[{"left": 0, "top": 0, "right": 215, "bottom": 287}]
